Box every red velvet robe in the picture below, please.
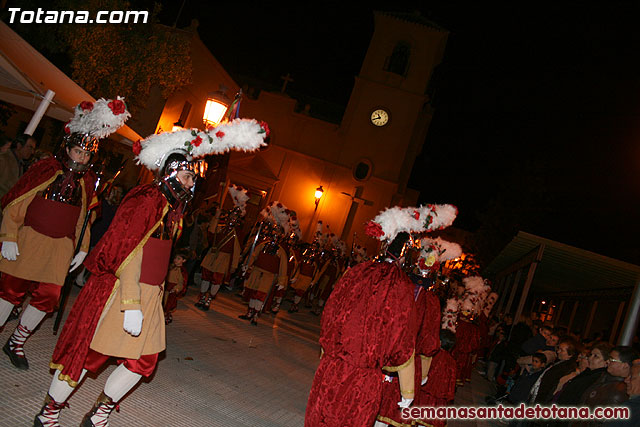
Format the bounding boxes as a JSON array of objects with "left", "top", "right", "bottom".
[
  {"left": 476, "top": 312, "right": 490, "bottom": 359},
  {"left": 415, "top": 349, "right": 457, "bottom": 427},
  {"left": 305, "top": 261, "right": 417, "bottom": 427},
  {"left": 417, "top": 290, "right": 441, "bottom": 358},
  {"left": 378, "top": 285, "right": 436, "bottom": 427},
  {"left": 452, "top": 318, "right": 480, "bottom": 384},
  {"left": 49, "top": 184, "right": 169, "bottom": 386}
]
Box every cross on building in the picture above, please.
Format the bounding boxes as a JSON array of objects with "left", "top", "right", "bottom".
[
  {"left": 280, "top": 73, "right": 294, "bottom": 93},
  {"left": 340, "top": 186, "right": 374, "bottom": 240}
]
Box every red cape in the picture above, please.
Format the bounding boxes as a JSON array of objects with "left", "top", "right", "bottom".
[
  {"left": 305, "top": 261, "right": 417, "bottom": 427},
  {"left": 416, "top": 289, "right": 441, "bottom": 358},
  {"left": 50, "top": 184, "right": 168, "bottom": 384},
  {"left": 1, "top": 157, "right": 96, "bottom": 210}
]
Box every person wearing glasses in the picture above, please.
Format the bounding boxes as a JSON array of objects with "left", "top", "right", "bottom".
[
  {"left": 609, "top": 361, "right": 640, "bottom": 426},
  {"left": 580, "top": 346, "right": 638, "bottom": 409}
]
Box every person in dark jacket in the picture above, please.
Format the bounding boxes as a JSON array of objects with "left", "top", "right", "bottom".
[
  {"left": 554, "top": 342, "right": 611, "bottom": 406},
  {"left": 508, "top": 352, "right": 546, "bottom": 404},
  {"left": 531, "top": 337, "right": 579, "bottom": 404},
  {"left": 609, "top": 362, "right": 640, "bottom": 426},
  {"left": 521, "top": 325, "right": 552, "bottom": 355},
  {"left": 580, "top": 346, "right": 636, "bottom": 408}
]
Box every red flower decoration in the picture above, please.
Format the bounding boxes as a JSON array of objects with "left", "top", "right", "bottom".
[
  {"left": 64, "top": 121, "right": 71, "bottom": 134},
  {"left": 418, "top": 258, "right": 428, "bottom": 270},
  {"left": 108, "top": 99, "right": 126, "bottom": 115},
  {"left": 291, "top": 216, "right": 297, "bottom": 221},
  {"left": 364, "top": 221, "right": 384, "bottom": 238},
  {"left": 215, "top": 130, "right": 225, "bottom": 139},
  {"left": 79, "top": 101, "right": 94, "bottom": 111},
  {"left": 191, "top": 135, "right": 203, "bottom": 147},
  {"left": 132, "top": 139, "right": 142, "bottom": 155},
  {"left": 277, "top": 203, "right": 283, "bottom": 208},
  {"left": 259, "top": 120, "right": 270, "bottom": 138},
  {"left": 414, "top": 210, "right": 420, "bottom": 220}
]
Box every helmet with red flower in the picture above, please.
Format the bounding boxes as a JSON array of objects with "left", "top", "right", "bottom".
[
  {"left": 415, "top": 237, "right": 462, "bottom": 277},
  {"left": 135, "top": 119, "right": 268, "bottom": 206},
  {"left": 364, "top": 204, "right": 458, "bottom": 262},
  {"left": 62, "top": 97, "right": 130, "bottom": 172}
]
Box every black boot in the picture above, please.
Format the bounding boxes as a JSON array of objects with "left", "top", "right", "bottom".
[
  {"left": 3, "top": 323, "right": 33, "bottom": 370},
  {"left": 238, "top": 307, "right": 255, "bottom": 320},
  {"left": 200, "top": 294, "right": 213, "bottom": 312},
  {"left": 33, "top": 394, "right": 68, "bottom": 427},
  {"left": 194, "top": 293, "right": 205, "bottom": 308},
  {"left": 81, "top": 392, "right": 118, "bottom": 427}
]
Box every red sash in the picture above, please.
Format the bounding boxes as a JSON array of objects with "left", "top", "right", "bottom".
[
  {"left": 23, "top": 195, "right": 81, "bottom": 239},
  {"left": 300, "top": 262, "right": 315, "bottom": 276},
  {"left": 139, "top": 238, "right": 172, "bottom": 286},
  {"left": 255, "top": 251, "right": 280, "bottom": 274}
]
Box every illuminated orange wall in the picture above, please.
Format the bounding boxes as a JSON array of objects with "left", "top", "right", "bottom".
[{"left": 151, "top": 15, "right": 447, "bottom": 255}]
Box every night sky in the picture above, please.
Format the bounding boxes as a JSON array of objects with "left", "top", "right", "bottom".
[{"left": 156, "top": 1, "right": 640, "bottom": 264}]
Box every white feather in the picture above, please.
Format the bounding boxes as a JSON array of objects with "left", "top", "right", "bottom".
[
  {"left": 136, "top": 118, "right": 267, "bottom": 171},
  {"left": 66, "top": 96, "right": 130, "bottom": 139}
]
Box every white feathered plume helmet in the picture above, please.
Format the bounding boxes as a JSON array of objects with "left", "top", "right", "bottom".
[
  {"left": 227, "top": 184, "right": 250, "bottom": 216},
  {"left": 260, "top": 201, "right": 292, "bottom": 237},
  {"left": 417, "top": 237, "right": 462, "bottom": 276},
  {"left": 133, "top": 118, "right": 269, "bottom": 172},
  {"left": 287, "top": 210, "right": 302, "bottom": 240},
  {"left": 460, "top": 276, "right": 491, "bottom": 317},
  {"left": 364, "top": 204, "right": 458, "bottom": 242},
  {"left": 352, "top": 244, "right": 368, "bottom": 263},
  {"left": 63, "top": 96, "right": 131, "bottom": 152},
  {"left": 442, "top": 298, "right": 460, "bottom": 332}
]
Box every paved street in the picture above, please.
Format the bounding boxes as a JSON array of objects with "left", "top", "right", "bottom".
[
  {"left": 0, "top": 285, "right": 487, "bottom": 427},
  {"left": 0, "top": 287, "right": 321, "bottom": 427}
]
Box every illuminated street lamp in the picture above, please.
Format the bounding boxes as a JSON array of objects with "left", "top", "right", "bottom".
[
  {"left": 203, "top": 90, "right": 230, "bottom": 128},
  {"left": 314, "top": 185, "right": 324, "bottom": 211}
]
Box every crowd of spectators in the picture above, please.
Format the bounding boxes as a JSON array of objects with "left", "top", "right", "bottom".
[{"left": 484, "top": 313, "right": 640, "bottom": 426}]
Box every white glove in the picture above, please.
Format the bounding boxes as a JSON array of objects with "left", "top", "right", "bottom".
[
  {"left": 123, "top": 309, "right": 143, "bottom": 336},
  {"left": 69, "top": 251, "right": 87, "bottom": 272},
  {"left": 421, "top": 375, "right": 428, "bottom": 386},
  {"left": 397, "top": 397, "right": 414, "bottom": 408},
  {"left": 1, "top": 241, "right": 19, "bottom": 261}
]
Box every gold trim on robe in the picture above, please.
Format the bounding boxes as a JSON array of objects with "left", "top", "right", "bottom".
[{"left": 383, "top": 350, "right": 415, "bottom": 372}]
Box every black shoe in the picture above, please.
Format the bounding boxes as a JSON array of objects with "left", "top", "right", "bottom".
[
  {"left": 250, "top": 317, "right": 258, "bottom": 326},
  {"left": 3, "top": 339, "right": 29, "bottom": 370},
  {"left": 238, "top": 313, "right": 251, "bottom": 320},
  {"left": 8, "top": 306, "right": 21, "bottom": 321}
]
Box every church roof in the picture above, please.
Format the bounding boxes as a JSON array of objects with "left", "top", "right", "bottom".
[{"left": 376, "top": 11, "right": 448, "bottom": 32}]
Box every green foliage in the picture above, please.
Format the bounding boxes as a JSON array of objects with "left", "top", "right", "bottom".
[{"left": 6, "top": 0, "right": 192, "bottom": 115}]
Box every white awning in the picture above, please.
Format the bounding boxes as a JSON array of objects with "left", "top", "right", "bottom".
[{"left": 0, "top": 21, "right": 141, "bottom": 145}]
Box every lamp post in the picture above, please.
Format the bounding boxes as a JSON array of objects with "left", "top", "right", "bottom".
[
  {"left": 203, "top": 90, "right": 231, "bottom": 128},
  {"left": 172, "top": 119, "right": 184, "bottom": 132},
  {"left": 314, "top": 185, "right": 324, "bottom": 211}
]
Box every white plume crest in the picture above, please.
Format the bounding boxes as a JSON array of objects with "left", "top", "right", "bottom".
[
  {"left": 136, "top": 118, "right": 268, "bottom": 171},
  {"left": 66, "top": 96, "right": 130, "bottom": 139},
  {"left": 228, "top": 184, "right": 249, "bottom": 216},
  {"left": 367, "top": 204, "right": 458, "bottom": 241}
]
